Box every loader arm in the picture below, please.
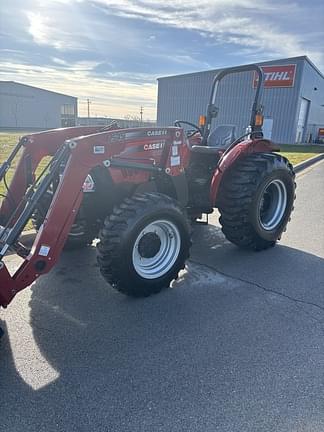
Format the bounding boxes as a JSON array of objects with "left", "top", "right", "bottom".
[
  {"left": 0, "top": 126, "right": 186, "bottom": 307},
  {"left": 0, "top": 126, "right": 106, "bottom": 223}
]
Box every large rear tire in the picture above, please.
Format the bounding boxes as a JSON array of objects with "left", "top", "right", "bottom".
[
  {"left": 97, "top": 193, "right": 191, "bottom": 297},
  {"left": 218, "top": 153, "right": 295, "bottom": 250}
]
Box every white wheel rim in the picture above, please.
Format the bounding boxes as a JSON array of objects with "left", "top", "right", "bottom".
[
  {"left": 132, "top": 219, "right": 181, "bottom": 279},
  {"left": 258, "top": 179, "right": 288, "bottom": 231}
]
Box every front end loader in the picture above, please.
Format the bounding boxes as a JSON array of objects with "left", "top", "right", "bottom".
[{"left": 0, "top": 65, "right": 295, "bottom": 331}]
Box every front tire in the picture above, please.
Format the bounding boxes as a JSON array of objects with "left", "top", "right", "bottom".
[
  {"left": 97, "top": 193, "right": 191, "bottom": 297},
  {"left": 218, "top": 153, "right": 295, "bottom": 250}
]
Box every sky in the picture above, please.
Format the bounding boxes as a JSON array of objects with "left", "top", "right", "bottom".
[{"left": 1, "top": 0, "right": 323, "bottom": 120}]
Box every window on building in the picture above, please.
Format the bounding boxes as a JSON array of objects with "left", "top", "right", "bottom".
[
  {"left": 61, "top": 103, "right": 76, "bottom": 127},
  {"left": 61, "top": 104, "right": 75, "bottom": 115}
]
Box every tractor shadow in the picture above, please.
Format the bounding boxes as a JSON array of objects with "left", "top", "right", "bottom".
[
  {"left": 1, "top": 225, "right": 324, "bottom": 431},
  {"left": 191, "top": 223, "right": 324, "bottom": 306}
]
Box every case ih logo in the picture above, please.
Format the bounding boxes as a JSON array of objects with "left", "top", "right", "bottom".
[
  {"left": 253, "top": 64, "right": 296, "bottom": 88},
  {"left": 147, "top": 130, "right": 168, "bottom": 137},
  {"left": 143, "top": 141, "right": 165, "bottom": 151}
]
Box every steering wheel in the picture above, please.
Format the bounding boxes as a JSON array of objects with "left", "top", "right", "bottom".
[{"left": 174, "top": 120, "right": 202, "bottom": 137}]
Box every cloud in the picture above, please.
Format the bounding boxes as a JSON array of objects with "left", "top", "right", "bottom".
[
  {"left": 27, "top": 12, "right": 50, "bottom": 45},
  {"left": 23, "top": 0, "right": 324, "bottom": 69},
  {"left": 0, "top": 61, "right": 157, "bottom": 119},
  {"left": 0, "top": 0, "right": 323, "bottom": 121},
  {"left": 26, "top": 8, "right": 92, "bottom": 51},
  {"left": 93, "top": 0, "right": 324, "bottom": 68}
]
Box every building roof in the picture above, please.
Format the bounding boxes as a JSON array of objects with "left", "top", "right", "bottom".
[
  {"left": 0, "top": 81, "right": 77, "bottom": 99},
  {"left": 157, "top": 55, "right": 324, "bottom": 81}
]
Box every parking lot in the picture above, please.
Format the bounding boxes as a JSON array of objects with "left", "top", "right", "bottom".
[{"left": 1, "top": 160, "right": 324, "bottom": 432}]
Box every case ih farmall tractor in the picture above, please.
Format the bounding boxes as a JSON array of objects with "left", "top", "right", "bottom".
[{"left": 0, "top": 65, "right": 295, "bottom": 326}]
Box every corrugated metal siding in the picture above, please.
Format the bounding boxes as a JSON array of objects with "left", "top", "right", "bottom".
[
  {"left": 157, "top": 58, "right": 309, "bottom": 144},
  {"left": 299, "top": 62, "right": 324, "bottom": 142},
  {"left": 0, "top": 82, "right": 77, "bottom": 129}
]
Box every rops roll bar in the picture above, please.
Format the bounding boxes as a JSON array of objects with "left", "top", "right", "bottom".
[{"left": 202, "top": 64, "right": 264, "bottom": 145}]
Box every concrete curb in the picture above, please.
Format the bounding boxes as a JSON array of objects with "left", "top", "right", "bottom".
[
  {"left": 294, "top": 153, "right": 324, "bottom": 173},
  {"left": 16, "top": 152, "right": 324, "bottom": 244}
]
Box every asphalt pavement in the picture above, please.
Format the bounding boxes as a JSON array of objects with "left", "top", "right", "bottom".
[{"left": 0, "top": 160, "right": 324, "bottom": 432}]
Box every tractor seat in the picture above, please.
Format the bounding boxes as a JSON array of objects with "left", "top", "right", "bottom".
[{"left": 191, "top": 125, "right": 236, "bottom": 154}]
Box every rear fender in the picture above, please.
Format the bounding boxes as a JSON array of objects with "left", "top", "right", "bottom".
[{"left": 210, "top": 138, "right": 279, "bottom": 206}]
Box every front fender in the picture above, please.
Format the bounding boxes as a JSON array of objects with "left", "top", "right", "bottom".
[{"left": 210, "top": 138, "right": 279, "bottom": 206}]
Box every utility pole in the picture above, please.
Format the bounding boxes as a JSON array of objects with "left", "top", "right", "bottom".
[
  {"left": 140, "top": 106, "right": 143, "bottom": 124},
  {"left": 87, "top": 98, "right": 91, "bottom": 125}
]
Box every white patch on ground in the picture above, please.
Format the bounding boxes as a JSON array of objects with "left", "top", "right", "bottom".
[{"left": 5, "top": 290, "right": 60, "bottom": 390}]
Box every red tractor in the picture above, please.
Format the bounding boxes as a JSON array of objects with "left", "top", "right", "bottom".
[{"left": 0, "top": 65, "right": 295, "bottom": 319}]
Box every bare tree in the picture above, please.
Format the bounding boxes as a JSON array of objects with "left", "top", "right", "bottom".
[{"left": 124, "top": 114, "right": 141, "bottom": 127}]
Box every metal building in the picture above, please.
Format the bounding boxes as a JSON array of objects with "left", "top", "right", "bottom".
[
  {"left": 157, "top": 56, "right": 324, "bottom": 144},
  {"left": 0, "top": 81, "right": 77, "bottom": 130}
]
